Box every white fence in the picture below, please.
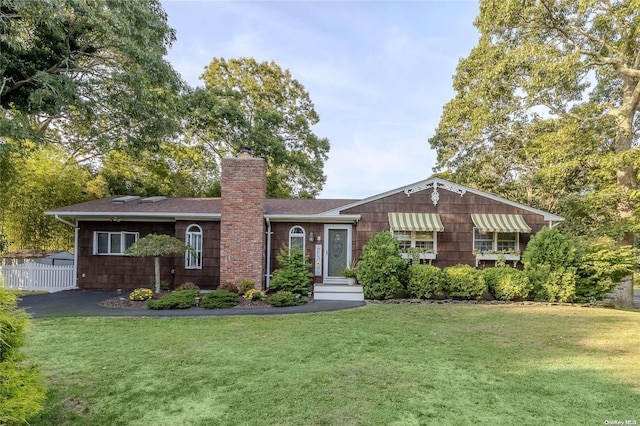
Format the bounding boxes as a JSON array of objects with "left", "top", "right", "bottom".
[{"left": 0, "top": 262, "right": 75, "bottom": 292}]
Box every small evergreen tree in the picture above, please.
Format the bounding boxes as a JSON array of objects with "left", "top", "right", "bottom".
[{"left": 270, "top": 246, "right": 312, "bottom": 295}]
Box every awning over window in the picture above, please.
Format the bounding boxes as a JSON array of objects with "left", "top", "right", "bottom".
[
  {"left": 388, "top": 213, "right": 444, "bottom": 232},
  {"left": 471, "top": 214, "right": 531, "bottom": 233}
]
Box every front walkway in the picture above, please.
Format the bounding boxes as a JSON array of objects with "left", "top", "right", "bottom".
[{"left": 17, "top": 289, "right": 365, "bottom": 318}]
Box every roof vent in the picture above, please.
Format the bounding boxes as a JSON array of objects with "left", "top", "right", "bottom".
[
  {"left": 112, "top": 196, "right": 141, "bottom": 204},
  {"left": 140, "top": 196, "right": 167, "bottom": 203}
]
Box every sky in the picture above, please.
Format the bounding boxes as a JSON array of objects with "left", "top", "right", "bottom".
[{"left": 161, "top": 0, "right": 480, "bottom": 199}]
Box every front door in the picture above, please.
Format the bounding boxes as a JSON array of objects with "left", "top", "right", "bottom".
[{"left": 324, "top": 225, "right": 352, "bottom": 283}]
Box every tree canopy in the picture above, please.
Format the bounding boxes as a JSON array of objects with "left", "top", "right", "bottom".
[
  {"left": 429, "top": 0, "right": 640, "bottom": 240},
  {"left": 186, "top": 58, "right": 330, "bottom": 198},
  {"left": 0, "top": 0, "right": 184, "bottom": 159}
]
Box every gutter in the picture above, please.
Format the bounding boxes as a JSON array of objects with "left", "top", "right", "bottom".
[
  {"left": 264, "top": 214, "right": 360, "bottom": 224},
  {"left": 265, "top": 217, "right": 272, "bottom": 291},
  {"left": 54, "top": 215, "right": 79, "bottom": 289}
]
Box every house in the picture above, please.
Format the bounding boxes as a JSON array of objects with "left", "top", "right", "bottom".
[
  {"left": 46, "top": 150, "right": 563, "bottom": 301},
  {"left": 1, "top": 250, "right": 74, "bottom": 266}
]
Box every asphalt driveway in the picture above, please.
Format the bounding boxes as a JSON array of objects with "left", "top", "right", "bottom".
[{"left": 17, "top": 289, "right": 365, "bottom": 318}]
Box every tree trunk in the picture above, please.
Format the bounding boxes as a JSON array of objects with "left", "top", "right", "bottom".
[
  {"left": 154, "top": 256, "right": 161, "bottom": 294},
  {"left": 613, "top": 78, "right": 638, "bottom": 307}
]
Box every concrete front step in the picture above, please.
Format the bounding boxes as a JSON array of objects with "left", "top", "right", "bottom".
[{"left": 314, "top": 284, "right": 364, "bottom": 301}]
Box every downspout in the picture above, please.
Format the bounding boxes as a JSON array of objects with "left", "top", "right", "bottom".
[
  {"left": 265, "top": 217, "right": 272, "bottom": 291},
  {"left": 54, "top": 215, "right": 79, "bottom": 289}
]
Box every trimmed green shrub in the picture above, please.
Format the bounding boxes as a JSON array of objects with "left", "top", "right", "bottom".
[
  {"left": 522, "top": 227, "right": 576, "bottom": 270},
  {"left": 407, "top": 264, "right": 445, "bottom": 299},
  {"left": 267, "top": 291, "right": 306, "bottom": 307},
  {"left": 532, "top": 267, "right": 577, "bottom": 303},
  {"left": 483, "top": 267, "right": 532, "bottom": 301},
  {"left": 270, "top": 246, "right": 313, "bottom": 295},
  {"left": 521, "top": 227, "right": 582, "bottom": 302},
  {"left": 443, "top": 264, "right": 487, "bottom": 300},
  {"left": 201, "top": 290, "right": 239, "bottom": 309},
  {"left": 0, "top": 289, "right": 46, "bottom": 423},
  {"left": 575, "top": 237, "right": 639, "bottom": 302},
  {"left": 147, "top": 289, "right": 200, "bottom": 310},
  {"left": 357, "top": 231, "right": 408, "bottom": 300}
]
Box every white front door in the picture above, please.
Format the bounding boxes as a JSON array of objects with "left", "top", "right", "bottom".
[{"left": 323, "top": 225, "right": 352, "bottom": 283}]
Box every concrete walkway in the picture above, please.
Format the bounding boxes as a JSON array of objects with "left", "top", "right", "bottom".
[{"left": 17, "top": 290, "right": 366, "bottom": 318}]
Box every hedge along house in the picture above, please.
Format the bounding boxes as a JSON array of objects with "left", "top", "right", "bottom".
[{"left": 46, "top": 151, "right": 563, "bottom": 301}]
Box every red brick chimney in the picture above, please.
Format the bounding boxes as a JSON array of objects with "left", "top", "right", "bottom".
[{"left": 220, "top": 148, "right": 266, "bottom": 290}]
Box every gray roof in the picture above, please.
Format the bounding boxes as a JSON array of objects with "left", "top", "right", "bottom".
[{"left": 46, "top": 196, "right": 357, "bottom": 219}]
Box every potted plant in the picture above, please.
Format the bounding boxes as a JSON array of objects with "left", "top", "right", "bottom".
[{"left": 342, "top": 263, "right": 358, "bottom": 285}]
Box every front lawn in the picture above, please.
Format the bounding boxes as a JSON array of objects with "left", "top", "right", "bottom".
[{"left": 25, "top": 304, "right": 639, "bottom": 425}]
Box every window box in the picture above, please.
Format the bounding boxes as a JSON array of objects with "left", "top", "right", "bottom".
[{"left": 474, "top": 251, "right": 521, "bottom": 267}]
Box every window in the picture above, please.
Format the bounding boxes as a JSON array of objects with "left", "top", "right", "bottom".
[
  {"left": 94, "top": 231, "right": 138, "bottom": 255},
  {"left": 185, "top": 224, "right": 203, "bottom": 269},
  {"left": 392, "top": 230, "right": 437, "bottom": 264},
  {"left": 393, "top": 231, "right": 435, "bottom": 252},
  {"left": 289, "top": 226, "right": 305, "bottom": 254},
  {"left": 473, "top": 229, "right": 518, "bottom": 253}
]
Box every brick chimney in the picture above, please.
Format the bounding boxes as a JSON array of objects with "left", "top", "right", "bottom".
[{"left": 220, "top": 148, "right": 266, "bottom": 290}]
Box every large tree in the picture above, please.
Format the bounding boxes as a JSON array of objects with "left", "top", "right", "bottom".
[
  {"left": 0, "top": 0, "right": 184, "bottom": 160},
  {"left": 429, "top": 0, "right": 640, "bottom": 240},
  {"left": 186, "top": 58, "right": 330, "bottom": 198}
]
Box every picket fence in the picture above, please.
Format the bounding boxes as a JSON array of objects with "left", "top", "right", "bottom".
[{"left": 0, "top": 261, "right": 75, "bottom": 292}]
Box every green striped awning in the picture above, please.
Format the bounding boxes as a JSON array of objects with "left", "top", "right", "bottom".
[
  {"left": 471, "top": 214, "right": 531, "bottom": 233},
  {"left": 388, "top": 213, "right": 444, "bottom": 232}
]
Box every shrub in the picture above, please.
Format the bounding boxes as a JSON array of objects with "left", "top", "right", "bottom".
[
  {"left": 201, "top": 290, "right": 239, "bottom": 309},
  {"left": 532, "top": 267, "right": 577, "bottom": 303},
  {"left": 575, "top": 237, "right": 639, "bottom": 302},
  {"left": 238, "top": 278, "right": 256, "bottom": 295},
  {"left": 0, "top": 289, "right": 46, "bottom": 423},
  {"left": 522, "top": 227, "right": 576, "bottom": 270},
  {"left": 147, "top": 289, "right": 200, "bottom": 310},
  {"left": 176, "top": 282, "right": 200, "bottom": 291},
  {"left": 443, "top": 264, "right": 487, "bottom": 300},
  {"left": 521, "top": 227, "right": 579, "bottom": 302},
  {"left": 483, "top": 267, "right": 532, "bottom": 301},
  {"left": 270, "top": 246, "right": 312, "bottom": 295},
  {"left": 357, "top": 231, "right": 408, "bottom": 300},
  {"left": 218, "top": 281, "right": 239, "bottom": 293},
  {"left": 407, "top": 264, "right": 445, "bottom": 299},
  {"left": 129, "top": 288, "right": 153, "bottom": 301},
  {"left": 267, "top": 291, "right": 306, "bottom": 307},
  {"left": 243, "top": 289, "right": 266, "bottom": 301}
]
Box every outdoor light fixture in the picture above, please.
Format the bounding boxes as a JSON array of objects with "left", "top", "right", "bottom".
[{"left": 309, "top": 231, "right": 315, "bottom": 242}]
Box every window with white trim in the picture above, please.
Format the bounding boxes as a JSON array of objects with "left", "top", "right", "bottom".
[
  {"left": 94, "top": 231, "right": 138, "bottom": 255},
  {"left": 393, "top": 231, "right": 435, "bottom": 251},
  {"left": 289, "top": 226, "right": 305, "bottom": 254},
  {"left": 473, "top": 229, "right": 518, "bottom": 252},
  {"left": 185, "top": 224, "right": 203, "bottom": 269}
]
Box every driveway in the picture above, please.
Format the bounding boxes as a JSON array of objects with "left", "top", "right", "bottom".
[{"left": 17, "top": 289, "right": 365, "bottom": 318}]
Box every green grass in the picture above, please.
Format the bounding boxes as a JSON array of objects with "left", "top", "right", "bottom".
[{"left": 25, "top": 304, "right": 640, "bottom": 425}]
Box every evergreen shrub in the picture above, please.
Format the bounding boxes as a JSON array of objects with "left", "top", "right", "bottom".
[
  {"left": 270, "top": 246, "right": 312, "bottom": 295},
  {"left": 407, "top": 264, "right": 445, "bottom": 299},
  {"left": 201, "top": 290, "right": 239, "bottom": 309},
  {"left": 357, "top": 231, "right": 408, "bottom": 300},
  {"left": 483, "top": 267, "right": 532, "bottom": 301},
  {"left": 0, "top": 289, "right": 46, "bottom": 423},
  {"left": 443, "top": 264, "right": 487, "bottom": 300},
  {"left": 147, "top": 289, "right": 200, "bottom": 310},
  {"left": 267, "top": 291, "right": 306, "bottom": 307}
]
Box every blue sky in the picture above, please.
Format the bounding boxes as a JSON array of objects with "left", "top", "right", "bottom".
[{"left": 161, "top": 0, "right": 480, "bottom": 199}]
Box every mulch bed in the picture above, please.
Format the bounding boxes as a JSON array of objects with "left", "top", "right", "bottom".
[{"left": 99, "top": 295, "right": 271, "bottom": 310}]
